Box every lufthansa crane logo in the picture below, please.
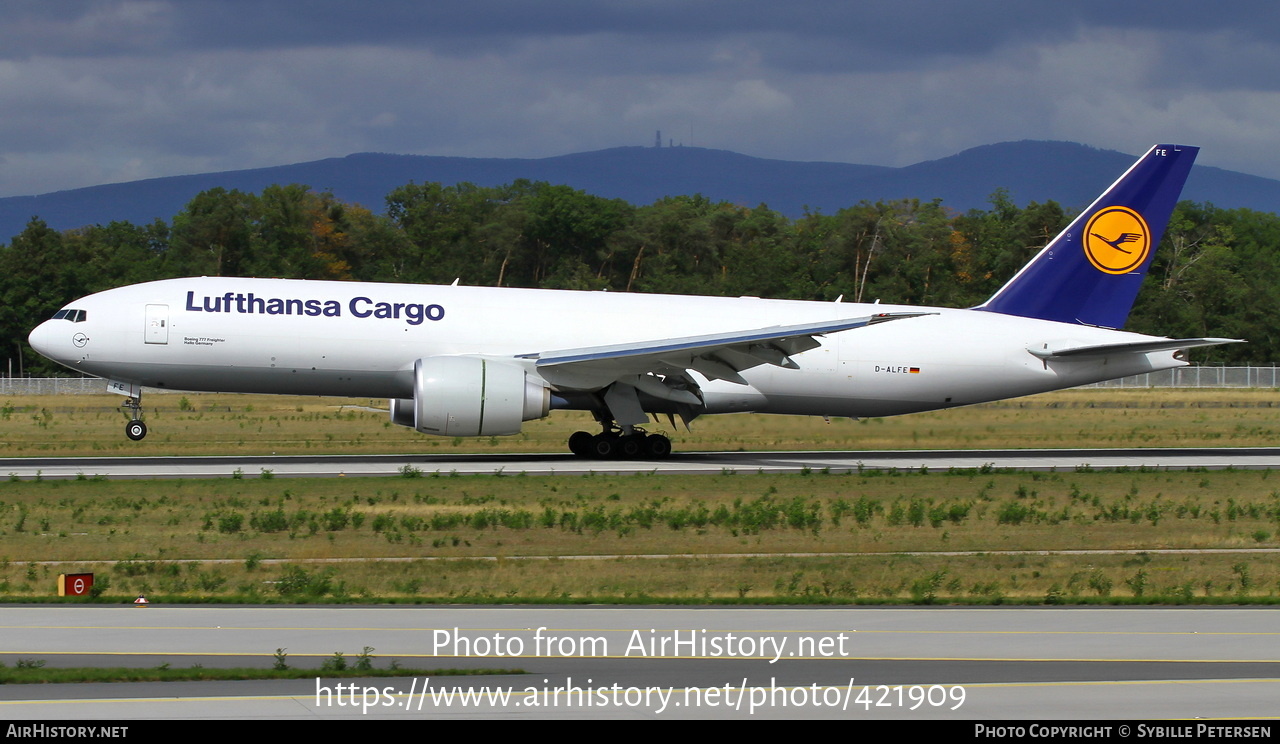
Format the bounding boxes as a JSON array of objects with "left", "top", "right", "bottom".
[{"left": 1083, "top": 206, "right": 1151, "bottom": 274}]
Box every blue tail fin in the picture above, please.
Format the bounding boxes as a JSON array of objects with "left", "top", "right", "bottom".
[{"left": 976, "top": 144, "right": 1197, "bottom": 328}]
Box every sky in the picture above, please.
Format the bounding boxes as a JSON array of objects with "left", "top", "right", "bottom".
[{"left": 3, "top": 0, "right": 1280, "bottom": 198}]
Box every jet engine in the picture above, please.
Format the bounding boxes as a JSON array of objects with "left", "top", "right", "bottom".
[{"left": 390, "top": 356, "right": 550, "bottom": 437}]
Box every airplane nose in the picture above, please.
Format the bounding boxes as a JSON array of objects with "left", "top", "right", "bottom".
[{"left": 28, "top": 321, "right": 60, "bottom": 361}]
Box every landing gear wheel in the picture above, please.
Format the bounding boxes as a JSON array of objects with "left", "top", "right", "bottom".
[
  {"left": 617, "top": 434, "right": 645, "bottom": 459},
  {"left": 643, "top": 434, "right": 672, "bottom": 459},
  {"left": 120, "top": 395, "right": 148, "bottom": 441},
  {"left": 125, "top": 420, "right": 147, "bottom": 441},
  {"left": 568, "top": 431, "right": 594, "bottom": 457},
  {"left": 589, "top": 433, "right": 618, "bottom": 459}
]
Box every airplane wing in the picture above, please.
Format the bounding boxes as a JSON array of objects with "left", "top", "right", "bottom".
[
  {"left": 518, "top": 312, "right": 933, "bottom": 398},
  {"left": 1028, "top": 337, "right": 1243, "bottom": 361}
]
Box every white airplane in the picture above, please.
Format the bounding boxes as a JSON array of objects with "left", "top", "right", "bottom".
[{"left": 28, "top": 144, "right": 1238, "bottom": 458}]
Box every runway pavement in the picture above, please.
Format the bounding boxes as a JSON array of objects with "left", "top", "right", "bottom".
[
  {"left": 0, "top": 605, "right": 1278, "bottom": 720},
  {"left": 2, "top": 446, "right": 1280, "bottom": 479}
]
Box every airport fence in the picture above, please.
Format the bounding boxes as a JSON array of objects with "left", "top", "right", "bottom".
[
  {"left": 0, "top": 367, "right": 1278, "bottom": 395},
  {"left": 0, "top": 377, "right": 113, "bottom": 396},
  {"left": 1080, "top": 366, "right": 1280, "bottom": 388}
]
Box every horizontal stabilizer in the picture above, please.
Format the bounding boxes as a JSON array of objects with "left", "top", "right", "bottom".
[{"left": 1028, "top": 337, "right": 1242, "bottom": 361}]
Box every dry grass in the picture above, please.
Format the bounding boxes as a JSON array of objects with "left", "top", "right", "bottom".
[
  {"left": 3, "top": 387, "right": 1277, "bottom": 603},
  {"left": 1, "top": 469, "right": 1277, "bottom": 602},
  {"left": 0, "top": 388, "right": 1278, "bottom": 456}
]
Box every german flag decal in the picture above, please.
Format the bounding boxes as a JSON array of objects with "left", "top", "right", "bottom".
[{"left": 909, "top": 367, "right": 920, "bottom": 374}]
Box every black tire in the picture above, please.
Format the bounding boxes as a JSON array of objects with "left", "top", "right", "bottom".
[
  {"left": 644, "top": 434, "right": 672, "bottom": 459},
  {"left": 590, "top": 433, "right": 617, "bottom": 459},
  {"left": 618, "top": 435, "right": 644, "bottom": 459},
  {"left": 568, "top": 431, "right": 594, "bottom": 457},
  {"left": 125, "top": 420, "right": 147, "bottom": 441}
]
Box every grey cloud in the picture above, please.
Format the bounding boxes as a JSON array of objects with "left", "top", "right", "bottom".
[{"left": 3, "top": 0, "right": 1280, "bottom": 198}]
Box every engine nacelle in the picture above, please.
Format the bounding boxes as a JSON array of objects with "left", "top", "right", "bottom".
[{"left": 391, "top": 356, "right": 550, "bottom": 437}]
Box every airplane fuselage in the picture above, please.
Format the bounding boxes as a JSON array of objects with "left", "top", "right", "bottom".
[{"left": 29, "top": 276, "right": 1184, "bottom": 420}]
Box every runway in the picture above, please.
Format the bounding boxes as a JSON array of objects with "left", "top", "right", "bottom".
[
  {"left": 0, "top": 605, "right": 1278, "bottom": 720},
  {"left": 2, "top": 446, "right": 1280, "bottom": 479}
]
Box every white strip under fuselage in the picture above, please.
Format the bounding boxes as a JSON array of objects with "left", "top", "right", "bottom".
[{"left": 28, "top": 276, "right": 1183, "bottom": 419}]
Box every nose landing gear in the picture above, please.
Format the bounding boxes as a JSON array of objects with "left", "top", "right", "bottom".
[{"left": 122, "top": 396, "right": 147, "bottom": 441}]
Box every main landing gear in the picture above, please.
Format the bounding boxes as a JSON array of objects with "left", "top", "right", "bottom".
[
  {"left": 122, "top": 396, "right": 147, "bottom": 441},
  {"left": 565, "top": 381, "right": 690, "bottom": 459},
  {"left": 568, "top": 426, "right": 672, "bottom": 460}
]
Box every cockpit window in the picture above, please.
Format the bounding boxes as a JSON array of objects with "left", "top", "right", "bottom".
[{"left": 51, "top": 309, "right": 87, "bottom": 322}]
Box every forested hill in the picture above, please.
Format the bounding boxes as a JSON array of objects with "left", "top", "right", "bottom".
[{"left": 3, "top": 141, "right": 1280, "bottom": 241}]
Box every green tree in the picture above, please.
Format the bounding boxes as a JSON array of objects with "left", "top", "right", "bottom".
[
  {"left": 0, "top": 218, "right": 92, "bottom": 374},
  {"left": 166, "top": 188, "right": 253, "bottom": 276}
]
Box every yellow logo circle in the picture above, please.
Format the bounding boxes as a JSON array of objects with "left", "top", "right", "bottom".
[{"left": 1083, "top": 206, "right": 1151, "bottom": 275}]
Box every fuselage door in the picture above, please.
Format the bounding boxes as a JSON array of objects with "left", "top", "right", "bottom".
[{"left": 145, "top": 304, "right": 169, "bottom": 345}]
